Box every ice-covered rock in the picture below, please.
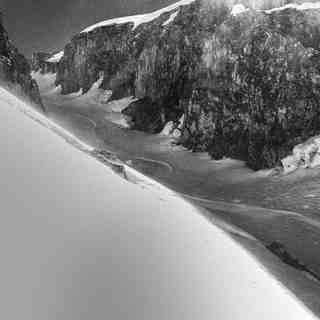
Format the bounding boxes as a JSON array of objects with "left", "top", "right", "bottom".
[
  {"left": 160, "top": 115, "right": 185, "bottom": 138},
  {"left": 281, "top": 135, "right": 320, "bottom": 173}
]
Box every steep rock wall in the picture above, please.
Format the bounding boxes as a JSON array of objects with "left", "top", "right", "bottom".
[
  {"left": 31, "top": 52, "right": 59, "bottom": 74},
  {"left": 54, "top": 0, "right": 320, "bottom": 170},
  {"left": 0, "top": 16, "right": 43, "bottom": 111}
]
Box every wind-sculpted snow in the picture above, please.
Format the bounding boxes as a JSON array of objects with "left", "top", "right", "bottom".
[{"left": 0, "top": 85, "right": 317, "bottom": 320}]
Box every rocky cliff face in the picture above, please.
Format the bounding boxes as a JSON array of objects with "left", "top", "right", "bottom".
[
  {"left": 0, "top": 15, "right": 43, "bottom": 111},
  {"left": 31, "top": 52, "right": 60, "bottom": 74},
  {"left": 54, "top": 0, "right": 320, "bottom": 170}
]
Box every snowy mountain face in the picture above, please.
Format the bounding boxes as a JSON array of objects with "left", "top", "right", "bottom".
[
  {"left": 0, "top": 85, "right": 317, "bottom": 320},
  {"left": 0, "top": 16, "right": 43, "bottom": 111},
  {"left": 41, "top": 0, "right": 320, "bottom": 170}
]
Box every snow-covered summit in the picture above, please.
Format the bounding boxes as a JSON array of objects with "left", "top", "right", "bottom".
[{"left": 81, "top": 0, "right": 195, "bottom": 33}]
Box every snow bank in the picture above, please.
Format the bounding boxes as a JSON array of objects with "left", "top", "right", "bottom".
[
  {"left": 81, "top": 0, "right": 195, "bottom": 33},
  {"left": 0, "top": 86, "right": 317, "bottom": 320},
  {"left": 46, "top": 51, "right": 64, "bottom": 63},
  {"left": 282, "top": 135, "right": 320, "bottom": 174}
]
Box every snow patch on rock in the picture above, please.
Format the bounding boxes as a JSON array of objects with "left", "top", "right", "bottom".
[
  {"left": 265, "top": 1, "right": 320, "bottom": 14},
  {"left": 282, "top": 135, "right": 320, "bottom": 174},
  {"left": 231, "top": 4, "right": 249, "bottom": 16},
  {"left": 160, "top": 115, "right": 185, "bottom": 138},
  {"left": 162, "top": 10, "right": 179, "bottom": 26},
  {"left": 81, "top": 0, "right": 195, "bottom": 33},
  {"left": 46, "top": 51, "right": 64, "bottom": 63},
  {"left": 106, "top": 96, "right": 137, "bottom": 113}
]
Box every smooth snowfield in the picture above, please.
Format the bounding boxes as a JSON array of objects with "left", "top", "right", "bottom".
[
  {"left": 0, "top": 87, "right": 316, "bottom": 320},
  {"left": 81, "top": 0, "right": 195, "bottom": 33}
]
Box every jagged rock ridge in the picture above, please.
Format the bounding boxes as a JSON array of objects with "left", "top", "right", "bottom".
[
  {"left": 0, "top": 14, "right": 43, "bottom": 111},
  {"left": 47, "top": 0, "right": 320, "bottom": 170}
]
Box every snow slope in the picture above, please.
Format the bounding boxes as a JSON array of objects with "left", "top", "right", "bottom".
[
  {"left": 0, "top": 86, "right": 317, "bottom": 319},
  {"left": 81, "top": 0, "right": 195, "bottom": 33}
]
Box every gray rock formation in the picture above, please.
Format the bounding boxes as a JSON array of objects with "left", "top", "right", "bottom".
[
  {"left": 42, "top": 0, "right": 320, "bottom": 169},
  {"left": 0, "top": 14, "right": 44, "bottom": 111},
  {"left": 31, "top": 52, "right": 59, "bottom": 74}
]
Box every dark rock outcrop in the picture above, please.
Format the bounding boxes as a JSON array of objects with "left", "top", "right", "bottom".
[
  {"left": 0, "top": 15, "right": 43, "bottom": 111},
  {"left": 54, "top": 0, "right": 320, "bottom": 170},
  {"left": 31, "top": 52, "right": 59, "bottom": 74}
]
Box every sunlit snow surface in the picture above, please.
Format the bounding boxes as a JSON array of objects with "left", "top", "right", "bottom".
[
  {"left": 81, "top": 0, "right": 195, "bottom": 33},
  {"left": 0, "top": 86, "right": 317, "bottom": 319}
]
